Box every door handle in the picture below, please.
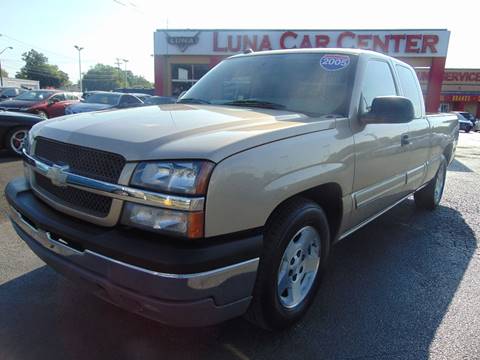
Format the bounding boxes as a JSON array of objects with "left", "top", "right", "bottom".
[{"left": 401, "top": 134, "right": 410, "bottom": 146}]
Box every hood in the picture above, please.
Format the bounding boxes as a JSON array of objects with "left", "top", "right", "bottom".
[
  {"left": 0, "top": 99, "right": 41, "bottom": 110},
  {"left": 67, "top": 102, "right": 114, "bottom": 113},
  {"left": 31, "top": 104, "right": 334, "bottom": 162}
]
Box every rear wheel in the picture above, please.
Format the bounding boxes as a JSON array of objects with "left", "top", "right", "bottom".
[
  {"left": 5, "top": 127, "right": 29, "bottom": 155},
  {"left": 414, "top": 158, "right": 447, "bottom": 210},
  {"left": 246, "top": 198, "right": 330, "bottom": 330},
  {"left": 465, "top": 126, "right": 471, "bottom": 133}
]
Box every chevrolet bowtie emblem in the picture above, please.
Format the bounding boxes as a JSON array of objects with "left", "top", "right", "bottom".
[{"left": 46, "top": 164, "right": 69, "bottom": 187}]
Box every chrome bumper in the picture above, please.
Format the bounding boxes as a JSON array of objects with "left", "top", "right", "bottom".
[{"left": 8, "top": 203, "right": 259, "bottom": 326}]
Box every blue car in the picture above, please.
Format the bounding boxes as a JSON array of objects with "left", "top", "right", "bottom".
[{"left": 65, "top": 92, "right": 143, "bottom": 114}]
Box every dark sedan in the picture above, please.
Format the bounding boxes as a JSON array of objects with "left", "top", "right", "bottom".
[
  {"left": 0, "top": 111, "right": 42, "bottom": 155},
  {"left": 65, "top": 92, "right": 143, "bottom": 114}
]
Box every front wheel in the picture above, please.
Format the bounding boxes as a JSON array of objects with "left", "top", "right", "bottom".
[
  {"left": 245, "top": 198, "right": 330, "bottom": 330},
  {"left": 414, "top": 158, "right": 447, "bottom": 210},
  {"left": 5, "top": 127, "right": 29, "bottom": 155}
]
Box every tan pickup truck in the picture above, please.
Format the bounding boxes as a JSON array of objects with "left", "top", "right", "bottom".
[{"left": 6, "top": 49, "right": 458, "bottom": 329}]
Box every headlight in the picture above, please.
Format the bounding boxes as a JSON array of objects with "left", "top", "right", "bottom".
[
  {"left": 131, "top": 161, "right": 214, "bottom": 195},
  {"left": 121, "top": 203, "right": 204, "bottom": 238},
  {"left": 124, "top": 160, "right": 215, "bottom": 238}
]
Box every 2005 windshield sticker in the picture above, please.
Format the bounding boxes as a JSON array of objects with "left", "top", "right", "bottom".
[{"left": 319, "top": 54, "right": 350, "bottom": 71}]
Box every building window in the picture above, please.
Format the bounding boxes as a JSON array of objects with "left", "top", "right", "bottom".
[{"left": 171, "top": 64, "right": 210, "bottom": 96}]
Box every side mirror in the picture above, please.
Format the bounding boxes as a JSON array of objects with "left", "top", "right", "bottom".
[{"left": 361, "top": 96, "right": 414, "bottom": 124}]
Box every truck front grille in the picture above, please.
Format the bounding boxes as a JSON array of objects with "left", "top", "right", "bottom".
[
  {"left": 35, "top": 137, "right": 125, "bottom": 183},
  {"left": 35, "top": 173, "right": 112, "bottom": 217},
  {"left": 32, "top": 137, "right": 126, "bottom": 219}
]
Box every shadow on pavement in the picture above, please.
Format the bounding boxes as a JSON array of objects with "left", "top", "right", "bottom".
[
  {"left": 448, "top": 159, "right": 473, "bottom": 173},
  {"left": 0, "top": 200, "right": 475, "bottom": 360},
  {"left": 0, "top": 150, "right": 20, "bottom": 164}
]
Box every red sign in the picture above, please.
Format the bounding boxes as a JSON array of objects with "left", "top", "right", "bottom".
[
  {"left": 155, "top": 30, "right": 450, "bottom": 57},
  {"left": 417, "top": 70, "right": 480, "bottom": 83}
]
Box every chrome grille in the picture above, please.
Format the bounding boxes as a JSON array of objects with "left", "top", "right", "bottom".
[
  {"left": 35, "top": 137, "right": 125, "bottom": 183},
  {"left": 35, "top": 173, "right": 112, "bottom": 217},
  {"left": 32, "top": 137, "right": 126, "bottom": 219}
]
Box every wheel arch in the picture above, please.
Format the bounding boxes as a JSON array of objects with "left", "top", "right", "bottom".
[{"left": 265, "top": 182, "right": 344, "bottom": 242}]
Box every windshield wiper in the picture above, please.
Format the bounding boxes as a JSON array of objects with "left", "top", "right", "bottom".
[
  {"left": 221, "top": 99, "right": 286, "bottom": 110},
  {"left": 177, "top": 98, "right": 211, "bottom": 104}
]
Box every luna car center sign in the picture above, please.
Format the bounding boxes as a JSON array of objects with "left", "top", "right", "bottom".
[{"left": 155, "top": 30, "right": 450, "bottom": 57}]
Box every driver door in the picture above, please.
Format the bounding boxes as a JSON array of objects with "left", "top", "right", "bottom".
[
  {"left": 350, "top": 59, "right": 410, "bottom": 226},
  {"left": 47, "top": 93, "right": 68, "bottom": 117}
]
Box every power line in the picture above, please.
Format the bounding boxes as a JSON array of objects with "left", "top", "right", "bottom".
[{"left": 0, "top": 33, "right": 75, "bottom": 61}]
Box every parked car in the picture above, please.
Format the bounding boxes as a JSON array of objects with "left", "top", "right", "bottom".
[
  {"left": 0, "top": 90, "right": 81, "bottom": 119},
  {"left": 454, "top": 112, "right": 474, "bottom": 132},
  {"left": 453, "top": 111, "right": 478, "bottom": 132},
  {"left": 0, "top": 111, "right": 42, "bottom": 154},
  {"left": 65, "top": 92, "right": 143, "bottom": 114},
  {"left": 143, "top": 95, "right": 177, "bottom": 105},
  {"left": 0, "top": 87, "right": 26, "bottom": 100},
  {"left": 6, "top": 49, "right": 458, "bottom": 329}
]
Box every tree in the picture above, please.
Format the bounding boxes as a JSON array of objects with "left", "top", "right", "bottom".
[
  {"left": 126, "top": 72, "right": 153, "bottom": 88},
  {"left": 16, "top": 49, "right": 69, "bottom": 88},
  {"left": 83, "top": 64, "right": 153, "bottom": 91},
  {"left": 1, "top": 68, "right": 8, "bottom": 78},
  {"left": 83, "top": 64, "right": 123, "bottom": 91}
]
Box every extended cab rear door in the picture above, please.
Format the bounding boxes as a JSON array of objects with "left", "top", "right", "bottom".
[
  {"left": 350, "top": 57, "right": 410, "bottom": 225},
  {"left": 394, "top": 64, "right": 430, "bottom": 192}
]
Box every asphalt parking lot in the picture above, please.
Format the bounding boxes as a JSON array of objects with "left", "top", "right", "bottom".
[{"left": 1, "top": 133, "right": 480, "bottom": 360}]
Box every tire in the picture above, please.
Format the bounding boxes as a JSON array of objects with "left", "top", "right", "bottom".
[
  {"left": 245, "top": 197, "right": 330, "bottom": 330},
  {"left": 37, "top": 111, "right": 48, "bottom": 119},
  {"left": 414, "top": 157, "right": 447, "bottom": 210},
  {"left": 5, "top": 127, "right": 29, "bottom": 155}
]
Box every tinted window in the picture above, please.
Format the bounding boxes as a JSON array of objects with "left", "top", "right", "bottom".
[
  {"left": 16, "top": 90, "right": 55, "bottom": 101},
  {"left": 182, "top": 53, "right": 358, "bottom": 117},
  {"left": 51, "top": 93, "right": 66, "bottom": 101},
  {"left": 85, "top": 93, "right": 121, "bottom": 105},
  {"left": 120, "top": 95, "right": 142, "bottom": 104},
  {"left": 396, "top": 65, "right": 422, "bottom": 118},
  {"left": 361, "top": 60, "right": 397, "bottom": 112},
  {"left": 1, "top": 88, "right": 18, "bottom": 97}
]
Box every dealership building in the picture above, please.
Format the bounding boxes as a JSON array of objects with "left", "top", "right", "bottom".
[{"left": 153, "top": 29, "right": 480, "bottom": 117}]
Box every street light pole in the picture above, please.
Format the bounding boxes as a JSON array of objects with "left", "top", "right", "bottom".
[
  {"left": 122, "top": 59, "right": 129, "bottom": 89},
  {"left": 74, "top": 45, "right": 84, "bottom": 92},
  {"left": 0, "top": 46, "right": 13, "bottom": 87}
]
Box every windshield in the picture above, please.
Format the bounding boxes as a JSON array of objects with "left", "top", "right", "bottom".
[
  {"left": 181, "top": 53, "right": 357, "bottom": 117},
  {"left": 15, "top": 91, "right": 55, "bottom": 101},
  {"left": 85, "top": 93, "right": 121, "bottom": 105}
]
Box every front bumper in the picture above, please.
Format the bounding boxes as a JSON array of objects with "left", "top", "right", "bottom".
[{"left": 6, "top": 177, "right": 262, "bottom": 327}]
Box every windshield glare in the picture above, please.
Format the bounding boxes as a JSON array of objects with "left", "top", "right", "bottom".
[
  {"left": 182, "top": 53, "right": 357, "bottom": 117},
  {"left": 85, "top": 93, "right": 121, "bottom": 105},
  {"left": 16, "top": 91, "right": 55, "bottom": 101}
]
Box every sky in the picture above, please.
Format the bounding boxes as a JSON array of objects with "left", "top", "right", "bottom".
[{"left": 0, "top": 0, "right": 478, "bottom": 84}]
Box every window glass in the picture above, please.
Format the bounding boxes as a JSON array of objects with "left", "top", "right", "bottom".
[
  {"left": 361, "top": 60, "right": 397, "bottom": 112},
  {"left": 183, "top": 53, "right": 358, "bottom": 117},
  {"left": 171, "top": 63, "right": 212, "bottom": 97},
  {"left": 85, "top": 93, "right": 121, "bottom": 105},
  {"left": 120, "top": 95, "right": 141, "bottom": 104},
  {"left": 51, "top": 93, "right": 66, "bottom": 101},
  {"left": 396, "top": 65, "right": 422, "bottom": 118}
]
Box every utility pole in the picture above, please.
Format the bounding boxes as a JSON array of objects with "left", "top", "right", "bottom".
[
  {"left": 115, "top": 58, "right": 122, "bottom": 71},
  {"left": 0, "top": 46, "right": 13, "bottom": 87},
  {"left": 122, "top": 59, "right": 129, "bottom": 89},
  {"left": 74, "top": 45, "right": 84, "bottom": 92}
]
